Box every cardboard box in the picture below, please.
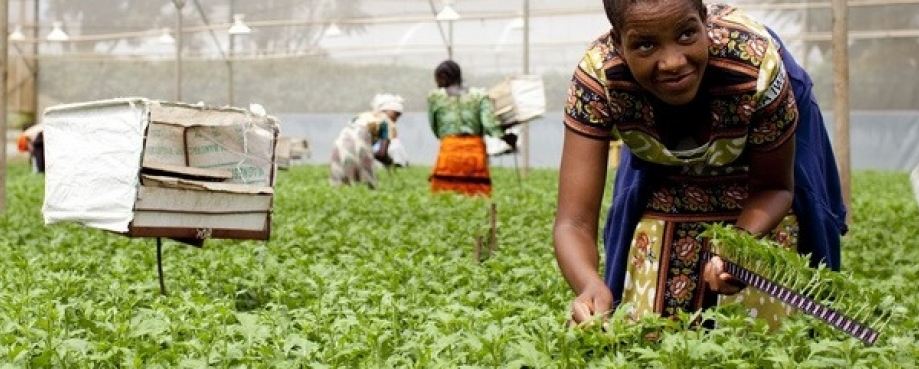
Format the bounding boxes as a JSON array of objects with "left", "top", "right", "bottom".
[
  {"left": 289, "top": 137, "right": 310, "bottom": 161},
  {"left": 488, "top": 75, "right": 547, "bottom": 124},
  {"left": 41, "top": 98, "right": 280, "bottom": 243},
  {"left": 275, "top": 136, "right": 310, "bottom": 170},
  {"left": 275, "top": 136, "right": 293, "bottom": 170}
]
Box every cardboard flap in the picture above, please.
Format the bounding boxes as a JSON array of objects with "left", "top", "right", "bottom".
[
  {"left": 141, "top": 161, "right": 233, "bottom": 182},
  {"left": 142, "top": 175, "right": 273, "bottom": 194}
]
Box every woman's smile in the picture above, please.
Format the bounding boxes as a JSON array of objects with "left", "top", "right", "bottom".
[
  {"left": 658, "top": 72, "right": 695, "bottom": 92},
  {"left": 613, "top": 0, "right": 710, "bottom": 106}
]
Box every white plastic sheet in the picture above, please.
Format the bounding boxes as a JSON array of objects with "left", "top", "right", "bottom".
[
  {"left": 41, "top": 97, "right": 280, "bottom": 233},
  {"left": 42, "top": 98, "right": 149, "bottom": 232}
]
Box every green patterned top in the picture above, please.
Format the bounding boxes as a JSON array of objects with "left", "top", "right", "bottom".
[{"left": 427, "top": 87, "right": 504, "bottom": 139}]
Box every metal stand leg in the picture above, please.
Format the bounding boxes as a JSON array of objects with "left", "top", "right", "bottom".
[
  {"left": 513, "top": 152, "right": 521, "bottom": 186},
  {"left": 156, "top": 237, "right": 167, "bottom": 296}
]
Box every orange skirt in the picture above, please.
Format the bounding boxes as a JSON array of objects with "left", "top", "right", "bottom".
[{"left": 429, "top": 135, "right": 491, "bottom": 196}]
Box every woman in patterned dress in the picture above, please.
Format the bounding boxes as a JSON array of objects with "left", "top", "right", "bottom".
[
  {"left": 427, "top": 60, "right": 516, "bottom": 196},
  {"left": 555, "top": 0, "right": 847, "bottom": 328},
  {"left": 329, "top": 94, "right": 403, "bottom": 189}
]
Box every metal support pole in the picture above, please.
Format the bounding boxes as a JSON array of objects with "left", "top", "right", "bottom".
[
  {"left": 448, "top": 21, "right": 454, "bottom": 59},
  {"left": 17, "top": 0, "right": 25, "bottom": 110},
  {"left": 174, "top": 0, "right": 186, "bottom": 101},
  {"left": 520, "top": 0, "right": 530, "bottom": 178},
  {"left": 802, "top": 0, "right": 809, "bottom": 70},
  {"left": 228, "top": 44, "right": 235, "bottom": 106},
  {"left": 228, "top": 0, "right": 235, "bottom": 106},
  {"left": 832, "top": 0, "right": 851, "bottom": 223},
  {"left": 427, "top": 0, "right": 451, "bottom": 58},
  {"left": 513, "top": 149, "right": 521, "bottom": 185},
  {"left": 0, "top": 0, "right": 9, "bottom": 212},
  {"left": 31, "top": 0, "right": 38, "bottom": 121}
]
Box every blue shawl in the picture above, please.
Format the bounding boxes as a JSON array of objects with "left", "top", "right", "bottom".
[{"left": 601, "top": 30, "right": 848, "bottom": 305}]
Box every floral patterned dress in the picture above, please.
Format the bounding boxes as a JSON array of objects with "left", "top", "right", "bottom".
[
  {"left": 564, "top": 4, "right": 800, "bottom": 326},
  {"left": 329, "top": 111, "right": 392, "bottom": 188}
]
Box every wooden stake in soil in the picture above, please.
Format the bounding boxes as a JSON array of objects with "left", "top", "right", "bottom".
[
  {"left": 474, "top": 234, "right": 483, "bottom": 263},
  {"left": 156, "top": 237, "right": 168, "bottom": 295},
  {"left": 488, "top": 202, "right": 498, "bottom": 253}
]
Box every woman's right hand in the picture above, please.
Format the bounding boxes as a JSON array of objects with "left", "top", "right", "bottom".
[
  {"left": 703, "top": 255, "right": 746, "bottom": 295},
  {"left": 499, "top": 120, "right": 520, "bottom": 131},
  {"left": 554, "top": 128, "right": 614, "bottom": 328},
  {"left": 569, "top": 281, "right": 613, "bottom": 326}
]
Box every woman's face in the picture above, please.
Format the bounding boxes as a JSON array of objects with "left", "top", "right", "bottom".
[
  {"left": 435, "top": 73, "right": 450, "bottom": 88},
  {"left": 383, "top": 110, "right": 402, "bottom": 122},
  {"left": 613, "top": 0, "right": 710, "bottom": 106}
]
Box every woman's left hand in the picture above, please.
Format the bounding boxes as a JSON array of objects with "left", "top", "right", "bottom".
[{"left": 703, "top": 256, "right": 746, "bottom": 295}]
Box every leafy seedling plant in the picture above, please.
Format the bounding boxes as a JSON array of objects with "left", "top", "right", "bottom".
[{"left": 703, "top": 223, "right": 902, "bottom": 344}]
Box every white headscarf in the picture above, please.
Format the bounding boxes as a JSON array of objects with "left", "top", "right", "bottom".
[{"left": 371, "top": 93, "right": 404, "bottom": 113}]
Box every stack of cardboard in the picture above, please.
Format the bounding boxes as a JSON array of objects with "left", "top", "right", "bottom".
[
  {"left": 488, "top": 75, "right": 547, "bottom": 125},
  {"left": 41, "top": 98, "right": 280, "bottom": 244}
]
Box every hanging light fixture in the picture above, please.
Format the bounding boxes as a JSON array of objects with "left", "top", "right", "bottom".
[
  {"left": 157, "top": 28, "right": 175, "bottom": 44},
  {"left": 228, "top": 14, "right": 251, "bottom": 35},
  {"left": 47, "top": 21, "right": 69, "bottom": 41},
  {"left": 436, "top": 0, "right": 461, "bottom": 22},
  {"left": 9, "top": 25, "right": 26, "bottom": 41},
  {"left": 324, "top": 23, "right": 342, "bottom": 37}
]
